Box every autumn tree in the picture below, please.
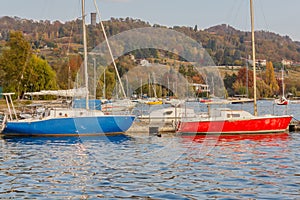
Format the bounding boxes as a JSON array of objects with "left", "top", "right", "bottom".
[
  {"left": 236, "top": 67, "right": 254, "bottom": 88},
  {"left": 57, "top": 55, "right": 82, "bottom": 89},
  {"left": 231, "top": 67, "right": 253, "bottom": 97},
  {"left": 264, "top": 61, "right": 279, "bottom": 96},
  {"left": 256, "top": 79, "right": 271, "bottom": 98},
  {"left": 233, "top": 80, "right": 246, "bottom": 95}
]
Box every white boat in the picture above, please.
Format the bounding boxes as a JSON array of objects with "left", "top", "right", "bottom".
[
  {"left": 0, "top": 0, "right": 135, "bottom": 136},
  {"left": 101, "top": 99, "right": 136, "bottom": 113},
  {"left": 138, "top": 104, "right": 197, "bottom": 125}
]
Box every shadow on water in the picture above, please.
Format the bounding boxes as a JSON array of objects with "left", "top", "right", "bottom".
[{"left": 0, "top": 134, "right": 132, "bottom": 145}]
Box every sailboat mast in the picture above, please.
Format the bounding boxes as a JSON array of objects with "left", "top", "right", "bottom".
[
  {"left": 103, "top": 68, "right": 106, "bottom": 99},
  {"left": 82, "top": 0, "right": 89, "bottom": 109},
  {"left": 282, "top": 64, "right": 285, "bottom": 97},
  {"left": 250, "top": 0, "right": 257, "bottom": 116},
  {"left": 140, "top": 78, "right": 143, "bottom": 98}
]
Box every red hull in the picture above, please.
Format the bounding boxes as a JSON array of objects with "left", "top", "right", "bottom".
[
  {"left": 277, "top": 101, "right": 288, "bottom": 105},
  {"left": 199, "top": 99, "right": 212, "bottom": 103},
  {"left": 177, "top": 116, "right": 292, "bottom": 134}
]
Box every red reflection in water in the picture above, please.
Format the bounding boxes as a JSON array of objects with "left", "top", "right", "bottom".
[{"left": 181, "top": 132, "right": 289, "bottom": 144}]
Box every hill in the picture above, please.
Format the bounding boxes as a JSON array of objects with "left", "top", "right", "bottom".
[
  {"left": 1, "top": 16, "right": 300, "bottom": 66},
  {"left": 0, "top": 16, "right": 300, "bottom": 97}
]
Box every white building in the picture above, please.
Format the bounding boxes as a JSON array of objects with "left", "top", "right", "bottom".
[{"left": 281, "top": 59, "right": 293, "bottom": 66}]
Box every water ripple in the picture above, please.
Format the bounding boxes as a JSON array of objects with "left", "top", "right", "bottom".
[{"left": 0, "top": 131, "right": 299, "bottom": 199}]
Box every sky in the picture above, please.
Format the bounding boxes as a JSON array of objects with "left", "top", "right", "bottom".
[{"left": 1, "top": 0, "right": 300, "bottom": 41}]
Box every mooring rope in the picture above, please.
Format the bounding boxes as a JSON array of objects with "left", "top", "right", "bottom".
[{"left": 292, "top": 116, "right": 300, "bottom": 123}]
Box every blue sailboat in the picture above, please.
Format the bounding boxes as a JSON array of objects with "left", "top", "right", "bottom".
[
  {"left": 0, "top": 0, "right": 135, "bottom": 136},
  {"left": 2, "top": 108, "right": 135, "bottom": 136}
]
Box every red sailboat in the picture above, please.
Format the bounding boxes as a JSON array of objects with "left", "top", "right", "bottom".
[
  {"left": 176, "top": 0, "right": 292, "bottom": 135},
  {"left": 276, "top": 97, "right": 288, "bottom": 105},
  {"left": 176, "top": 108, "right": 292, "bottom": 134}
]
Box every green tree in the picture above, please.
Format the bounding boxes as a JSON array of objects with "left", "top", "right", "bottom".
[
  {"left": 223, "top": 72, "right": 237, "bottom": 97},
  {"left": 27, "top": 54, "right": 57, "bottom": 92},
  {"left": 0, "top": 31, "right": 32, "bottom": 98},
  {"left": 0, "top": 31, "right": 57, "bottom": 98}
]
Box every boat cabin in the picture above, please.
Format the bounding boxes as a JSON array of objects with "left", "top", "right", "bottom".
[{"left": 209, "top": 108, "right": 254, "bottom": 120}]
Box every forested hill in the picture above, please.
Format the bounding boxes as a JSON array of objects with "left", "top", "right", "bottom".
[{"left": 1, "top": 16, "right": 300, "bottom": 66}]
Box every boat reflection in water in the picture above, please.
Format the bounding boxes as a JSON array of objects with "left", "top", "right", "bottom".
[
  {"left": 1, "top": 134, "right": 131, "bottom": 145},
  {"left": 180, "top": 132, "right": 289, "bottom": 144}
]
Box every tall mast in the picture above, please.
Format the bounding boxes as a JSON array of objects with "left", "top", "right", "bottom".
[
  {"left": 250, "top": 0, "right": 257, "bottom": 116},
  {"left": 103, "top": 68, "right": 106, "bottom": 99},
  {"left": 82, "top": 0, "right": 89, "bottom": 109},
  {"left": 282, "top": 64, "right": 285, "bottom": 97},
  {"left": 140, "top": 78, "right": 143, "bottom": 98}
]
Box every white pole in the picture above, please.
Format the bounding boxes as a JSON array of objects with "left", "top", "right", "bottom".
[
  {"left": 82, "top": 0, "right": 89, "bottom": 109},
  {"left": 250, "top": 0, "right": 258, "bottom": 116}
]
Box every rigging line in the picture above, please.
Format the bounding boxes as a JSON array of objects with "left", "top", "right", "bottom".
[
  {"left": 67, "top": 20, "right": 76, "bottom": 90},
  {"left": 227, "top": 0, "right": 246, "bottom": 29},
  {"left": 93, "top": 0, "right": 127, "bottom": 99},
  {"left": 257, "top": 0, "right": 270, "bottom": 32},
  {"left": 292, "top": 116, "right": 300, "bottom": 122},
  {"left": 20, "top": 47, "right": 32, "bottom": 99},
  {"left": 224, "top": 0, "right": 238, "bottom": 23}
]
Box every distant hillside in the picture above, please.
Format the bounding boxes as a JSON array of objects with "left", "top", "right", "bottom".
[
  {"left": 1, "top": 16, "right": 300, "bottom": 67},
  {"left": 204, "top": 24, "right": 300, "bottom": 64},
  {"left": 1, "top": 16, "right": 300, "bottom": 97}
]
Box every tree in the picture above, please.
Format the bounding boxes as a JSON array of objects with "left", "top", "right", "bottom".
[
  {"left": 0, "top": 31, "right": 57, "bottom": 98},
  {"left": 264, "top": 61, "right": 279, "bottom": 96},
  {"left": 57, "top": 55, "right": 82, "bottom": 89},
  {"left": 0, "top": 31, "right": 32, "bottom": 98},
  {"left": 233, "top": 80, "right": 246, "bottom": 95},
  {"left": 27, "top": 54, "right": 57, "bottom": 92},
  {"left": 236, "top": 67, "right": 254, "bottom": 88},
  {"left": 223, "top": 73, "right": 237, "bottom": 97},
  {"left": 229, "top": 67, "right": 254, "bottom": 97},
  {"left": 256, "top": 79, "right": 271, "bottom": 98},
  {"left": 194, "top": 25, "right": 198, "bottom": 32}
]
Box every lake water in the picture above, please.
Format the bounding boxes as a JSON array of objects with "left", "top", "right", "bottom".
[{"left": 0, "top": 100, "right": 299, "bottom": 199}]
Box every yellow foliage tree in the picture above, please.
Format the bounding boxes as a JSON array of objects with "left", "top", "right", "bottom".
[{"left": 264, "top": 61, "right": 279, "bottom": 96}]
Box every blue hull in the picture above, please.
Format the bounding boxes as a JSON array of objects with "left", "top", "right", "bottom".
[{"left": 3, "top": 115, "right": 135, "bottom": 136}]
